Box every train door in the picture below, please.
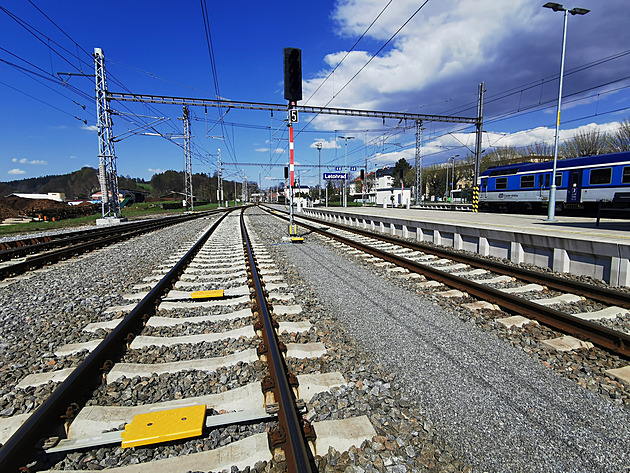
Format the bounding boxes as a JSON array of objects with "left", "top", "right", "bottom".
[{"left": 566, "top": 169, "right": 582, "bottom": 204}]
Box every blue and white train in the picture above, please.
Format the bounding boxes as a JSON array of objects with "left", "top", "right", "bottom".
[{"left": 478, "top": 151, "right": 630, "bottom": 213}]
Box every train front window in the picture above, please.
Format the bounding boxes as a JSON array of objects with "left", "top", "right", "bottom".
[
  {"left": 623, "top": 167, "right": 630, "bottom": 184},
  {"left": 521, "top": 175, "right": 535, "bottom": 188},
  {"left": 495, "top": 177, "right": 507, "bottom": 190},
  {"left": 481, "top": 178, "right": 487, "bottom": 190},
  {"left": 590, "top": 168, "right": 612, "bottom": 185}
]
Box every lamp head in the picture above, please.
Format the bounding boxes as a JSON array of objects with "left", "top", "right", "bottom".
[
  {"left": 543, "top": 2, "right": 565, "bottom": 11},
  {"left": 569, "top": 7, "right": 589, "bottom": 15}
]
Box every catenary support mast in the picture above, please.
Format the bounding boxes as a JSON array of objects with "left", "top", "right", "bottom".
[
  {"left": 94, "top": 48, "right": 121, "bottom": 218},
  {"left": 182, "top": 106, "right": 193, "bottom": 211}
]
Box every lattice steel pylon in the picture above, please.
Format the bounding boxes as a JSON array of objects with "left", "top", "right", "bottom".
[
  {"left": 414, "top": 120, "right": 423, "bottom": 205},
  {"left": 182, "top": 106, "right": 193, "bottom": 211},
  {"left": 94, "top": 48, "right": 121, "bottom": 218}
]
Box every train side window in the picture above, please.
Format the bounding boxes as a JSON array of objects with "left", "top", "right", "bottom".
[
  {"left": 545, "top": 174, "right": 550, "bottom": 187},
  {"left": 589, "top": 168, "right": 612, "bottom": 185},
  {"left": 521, "top": 175, "right": 535, "bottom": 188},
  {"left": 538, "top": 174, "right": 543, "bottom": 187},
  {"left": 555, "top": 172, "right": 562, "bottom": 187},
  {"left": 623, "top": 167, "right": 630, "bottom": 184},
  {"left": 496, "top": 177, "right": 507, "bottom": 190},
  {"left": 481, "top": 178, "right": 487, "bottom": 190}
]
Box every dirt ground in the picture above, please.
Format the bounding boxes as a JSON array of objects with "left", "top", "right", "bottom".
[{"left": 0, "top": 196, "right": 71, "bottom": 220}]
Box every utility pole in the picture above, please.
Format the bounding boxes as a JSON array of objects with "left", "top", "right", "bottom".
[
  {"left": 94, "top": 48, "right": 121, "bottom": 219},
  {"left": 473, "top": 82, "right": 485, "bottom": 212},
  {"left": 182, "top": 106, "right": 193, "bottom": 211},
  {"left": 339, "top": 135, "right": 354, "bottom": 207},
  {"left": 217, "top": 148, "right": 223, "bottom": 207},
  {"left": 315, "top": 142, "right": 323, "bottom": 201},
  {"left": 242, "top": 170, "right": 247, "bottom": 203},
  {"left": 415, "top": 120, "right": 423, "bottom": 205}
]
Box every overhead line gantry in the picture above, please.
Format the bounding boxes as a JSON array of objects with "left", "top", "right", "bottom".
[{"left": 95, "top": 48, "right": 485, "bottom": 214}]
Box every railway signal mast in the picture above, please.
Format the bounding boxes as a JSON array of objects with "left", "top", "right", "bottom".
[{"left": 284, "top": 47, "right": 302, "bottom": 234}]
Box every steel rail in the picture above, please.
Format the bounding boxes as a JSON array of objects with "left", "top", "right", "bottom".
[
  {"left": 0, "top": 211, "right": 213, "bottom": 262},
  {"left": 293, "top": 208, "right": 630, "bottom": 309},
  {"left": 0, "top": 211, "right": 218, "bottom": 279},
  {"left": 239, "top": 209, "right": 314, "bottom": 472},
  {"left": 0, "top": 211, "right": 231, "bottom": 473},
  {"left": 263, "top": 206, "right": 630, "bottom": 358}
]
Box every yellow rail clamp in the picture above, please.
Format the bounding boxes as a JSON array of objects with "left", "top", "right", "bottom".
[
  {"left": 191, "top": 289, "right": 224, "bottom": 299},
  {"left": 121, "top": 404, "right": 206, "bottom": 449},
  {"left": 290, "top": 237, "right": 304, "bottom": 243}
]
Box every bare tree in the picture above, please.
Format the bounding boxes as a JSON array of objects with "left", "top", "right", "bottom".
[
  {"left": 606, "top": 118, "right": 630, "bottom": 152},
  {"left": 525, "top": 141, "right": 554, "bottom": 157},
  {"left": 559, "top": 129, "right": 607, "bottom": 157}
]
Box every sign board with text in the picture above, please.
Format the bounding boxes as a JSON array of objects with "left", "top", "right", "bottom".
[{"left": 323, "top": 172, "right": 347, "bottom": 180}]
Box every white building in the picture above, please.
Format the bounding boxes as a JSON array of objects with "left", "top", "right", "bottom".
[{"left": 373, "top": 166, "right": 412, "bottom": 207}]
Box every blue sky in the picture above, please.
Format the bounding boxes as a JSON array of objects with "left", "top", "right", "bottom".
[{"left": 1, "top": 0, "right": 629, "bottom": 189}]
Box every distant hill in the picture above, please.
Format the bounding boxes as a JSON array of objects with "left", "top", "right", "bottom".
[{"left": 0, "top": 167, "right": 148, "bottom": 200}]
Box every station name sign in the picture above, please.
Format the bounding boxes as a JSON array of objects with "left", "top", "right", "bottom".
[{"left": 323, "top": 172, "right": 347, "bottom": 180}]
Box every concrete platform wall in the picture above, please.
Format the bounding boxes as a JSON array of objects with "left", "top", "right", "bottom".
[{"left": 303, "top": 208, "right": 630, "bottom": 287}]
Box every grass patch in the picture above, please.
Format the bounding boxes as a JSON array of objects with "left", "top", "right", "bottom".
[{"left": 0, "top": 201, "right": 223, "bottom": 238}]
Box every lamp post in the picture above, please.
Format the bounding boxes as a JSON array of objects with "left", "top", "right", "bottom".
[
  {"left": 543, "top": 2, "right": 589, "bottom": 221},
  {"left": 446, "top": 154, "right": 460, "bottom": 201},
  {"left": 315, "top": 142, "right": 323, "bottom": 202},
  {"left": 339, "top": 136, "right": 354, "bottom": 207}
]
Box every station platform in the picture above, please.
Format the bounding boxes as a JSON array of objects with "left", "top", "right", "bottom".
[{"left": 287, "top": 205, "right": 630, "bottom": 287}]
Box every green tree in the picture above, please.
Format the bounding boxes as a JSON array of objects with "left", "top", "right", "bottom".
[{"left": 392, "top": 158, "right": 412, "bottom": 187}]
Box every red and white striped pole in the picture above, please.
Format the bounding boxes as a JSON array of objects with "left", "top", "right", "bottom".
[
  {"left": 289, "top": 119, "right": 295, "bottom": 187},
  {"left": 288, "top": 102, "right": 295, "bottom": 231}
]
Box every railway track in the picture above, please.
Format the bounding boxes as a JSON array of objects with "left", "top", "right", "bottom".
[
  {"left": 0, "top": 211, "right": 219, "bottom": 281},
  {"left": 0, "top": 208, "right": 378, "bottom": 472},
  {"left": 262, "top": 205, "right": 630, "bottom": 395}
]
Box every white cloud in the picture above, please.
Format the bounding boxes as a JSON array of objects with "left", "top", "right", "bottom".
[
  {"left": 8, "top": 168, "right": 25, "bottom": 175},
  {"left": 81, "top": 124, "right": 98, "bottom": 132},
  {"left": 11, "top": 157, "right": 47, "bottom": 165},
  {"left": 309, "top": 139, "right": 341, "bottom": 149},
  {"left": 255, "top": 148, "right": 269, "bottom": 152},
  {"left": 148, "top": 168, "right": 165, "bottom": 174},
  {"left": 69, "top": 155, "right": 77, "bottom": 159}
]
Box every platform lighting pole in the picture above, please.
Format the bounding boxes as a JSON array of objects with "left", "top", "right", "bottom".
[
  {"left": 339, "top": 136, "right": 354, "bottom": 207},
  {"left": 316, "top": 142, "right": 323, "bottom": 201},
  {"left": 543, "top": 2, "right": 590, "bottom": 222}
]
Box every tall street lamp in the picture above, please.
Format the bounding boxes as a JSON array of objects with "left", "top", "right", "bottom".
[
  {"left": 448, "top": 154, "right": 460, "bottom": 201},
  {"left": 339, "top": 136, "right": 354, "bottom": 207},
  {"left": 543, "top": 2, "right": 589, "bottom": 221},
  {"left": 315, "top": 142, "right": 323, "bottom": 201}
]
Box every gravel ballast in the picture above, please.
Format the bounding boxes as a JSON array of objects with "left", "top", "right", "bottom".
[{"left": 249, "top": 208, "right": 630, "bottom": 472}]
